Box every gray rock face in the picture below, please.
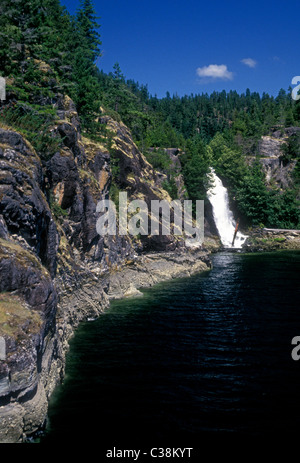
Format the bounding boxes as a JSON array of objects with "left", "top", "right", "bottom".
[
  {"left": 0, "top": 238, "right": 57, "bottom": 442},
  {"left": 108, "top": 249, "right": 211, "bottom": 300},
  {"left": 258, "top": 135, "right": 285, "bottom": 158},
  {"left": 0, "top": 129, "right": 59, "bottom": 277},
  {"left": 260, "top": 157, "right": 296, "bottom": 189},
  {"left": 0, "top": 97, "right": 213, "bottom": 442},
  {"left": 247, "top": 128, "right": 299, "bottom": 190},
  {"left": 0, "top": 215, "right": 8, "bottom": 239}
]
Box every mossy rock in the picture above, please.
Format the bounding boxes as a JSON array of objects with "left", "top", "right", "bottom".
[{"left": 0, "top": 292, "right": 42, "bottom": 339}]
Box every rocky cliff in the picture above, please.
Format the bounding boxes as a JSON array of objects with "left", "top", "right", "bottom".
[
  {"left": 0, "top": 96, "right": 213, "bottom": 442},
  {"left": 250, "top": 127, "right": 300, "bottom": 191}
]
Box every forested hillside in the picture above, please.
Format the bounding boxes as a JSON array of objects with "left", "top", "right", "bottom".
[
  {"left": 99, "top": 72, "right": 300, "bottom": 229},
  {"left": 0, "top": 0, "right": 299, "bottom": 229}
]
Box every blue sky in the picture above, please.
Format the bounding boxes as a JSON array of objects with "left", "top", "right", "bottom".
[{"left": 61, "top": 0, "right": 300, "bottom": 99}]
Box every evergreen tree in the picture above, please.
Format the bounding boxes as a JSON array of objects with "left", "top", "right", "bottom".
[
  {"left": 181, "top": 137, "right": 211, "bottom": 201},
  {"left": 76, "top": 0, "right": 101, "bottom": 63},
  {"left": 235, "top": 162, "right": 269, "bottom": 226},
  {"left": 69, "top": 0, "right": 102, "bottom": 129}
]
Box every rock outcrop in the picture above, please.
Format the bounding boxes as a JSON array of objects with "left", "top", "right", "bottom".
[
  {"left": 244, "top": 228, "right": 300, "bottom": 251},
  {"left": 258, "top": 135, "right": 285, "bottom": 158},
  {"left": 0, "top": 129, "right": 59, "bottom": 277},
  {"left": 250, "top": 127, "right": 299, "bottom": 190},
  {"left": 108, "top": 249, "right": 211, "bottom": 300},
  {"left": 0, "top": 96, "right": 212, "bottom": 442}
]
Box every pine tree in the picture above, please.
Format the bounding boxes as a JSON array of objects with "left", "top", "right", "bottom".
[
  {"left": 76, "top": 0, "right": 101, "bottom": 64},
  {"left": 64, "top": 0, "right": 102, "bottom": 130},
  {"left": 181, "top": 137, "right": 211, "bottom": 202},
  {"left": 0, "top": 0, "right": 73, "bottom": 86}
]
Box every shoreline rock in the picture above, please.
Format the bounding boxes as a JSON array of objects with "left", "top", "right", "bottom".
[
  {"left": 0, "top": 244, "right": 211, "bottom": 443},
  {"left": 108, "top": 248, "right": 212, "bottom": 301},
  {"left": 243, "top": 228, "right": 300, "bottom": 252}
]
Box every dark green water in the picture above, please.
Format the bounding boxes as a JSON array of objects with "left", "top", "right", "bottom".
[{"left": 41, "top": 251, "right": 300, "bottom": 448}]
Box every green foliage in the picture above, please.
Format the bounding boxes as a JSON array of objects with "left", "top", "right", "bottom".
[
  {"left": 144, "top": 121, "right": 185, "bottom": 149},
  {"left": 109, "top": 182, "right": 120, "bottom": 209},
  {"left": 162, "top": 178, "right": 178, "bottom": 200},
  {"left": 76, "top": 0, "right": 101, "bottom": 63},
  {"left": 208, "top": 133, "right": 247, "bottom": 189},
  {"left": 266, "top": 189, "right": 300, "bottom": 228},
  {"left": 234, "top": 162, "right": 270, "bottom": 225},
  {"left": 208, "top": 134, "right": 300, "bottom": 228},
  {"left": 109, "top": 148, "right": 120, "bottom": 181},
  {"left": 0, "top": 0, "right": 103, "bottom": 133},
  {"left": 281, "top": 132, "right": 300, "bottom": 165},
  {"left": 49, "top": 193, "right": 68, "bottom": 220},
  {"left": 180, "top": 137, "right": 211, "bottom": 202},
  {"left": 293, "top": 160, "right": 300, "bottom": 185},
  {"left": 0, "top": 102, "right": 62, "bottom": 160},
  {"left": 63, "top": 0, "right": 102, "bottom": 131},
  {"left": 144, "top": 149, "right": 172, "bottom": 172}
]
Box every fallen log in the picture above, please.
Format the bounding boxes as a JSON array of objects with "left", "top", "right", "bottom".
[{"left": 232, "top": 219, "right": 240, "bottom": 246}]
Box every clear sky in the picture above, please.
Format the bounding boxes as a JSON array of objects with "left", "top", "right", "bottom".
[{"left": 61, "top": 0, "right": 300, "bottom": 99}]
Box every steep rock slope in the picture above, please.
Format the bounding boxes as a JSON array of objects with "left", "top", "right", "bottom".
[
  {"left": 0, "top": 96, "right": 211, "bottom": 442},
  {"left": 253, "top": 127, "right": 300, "bottom": 190}
]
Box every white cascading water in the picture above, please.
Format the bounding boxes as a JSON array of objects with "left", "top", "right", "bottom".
[{"left": 207, "top": 169, "right": 248, "bottom": 249}]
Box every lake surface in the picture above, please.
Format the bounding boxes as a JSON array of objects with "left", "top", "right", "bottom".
[{"left": 41, "top": 251, "right": 300, "bottom": 447}]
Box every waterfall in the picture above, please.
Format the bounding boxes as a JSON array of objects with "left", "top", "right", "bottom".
[{"left": 207, "top": 169, "right": 248, "bottom": 249}]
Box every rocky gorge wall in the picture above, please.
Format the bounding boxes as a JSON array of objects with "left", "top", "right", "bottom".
[{"left": 0, "top": 97, "right": 214, "bottom": 442}]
